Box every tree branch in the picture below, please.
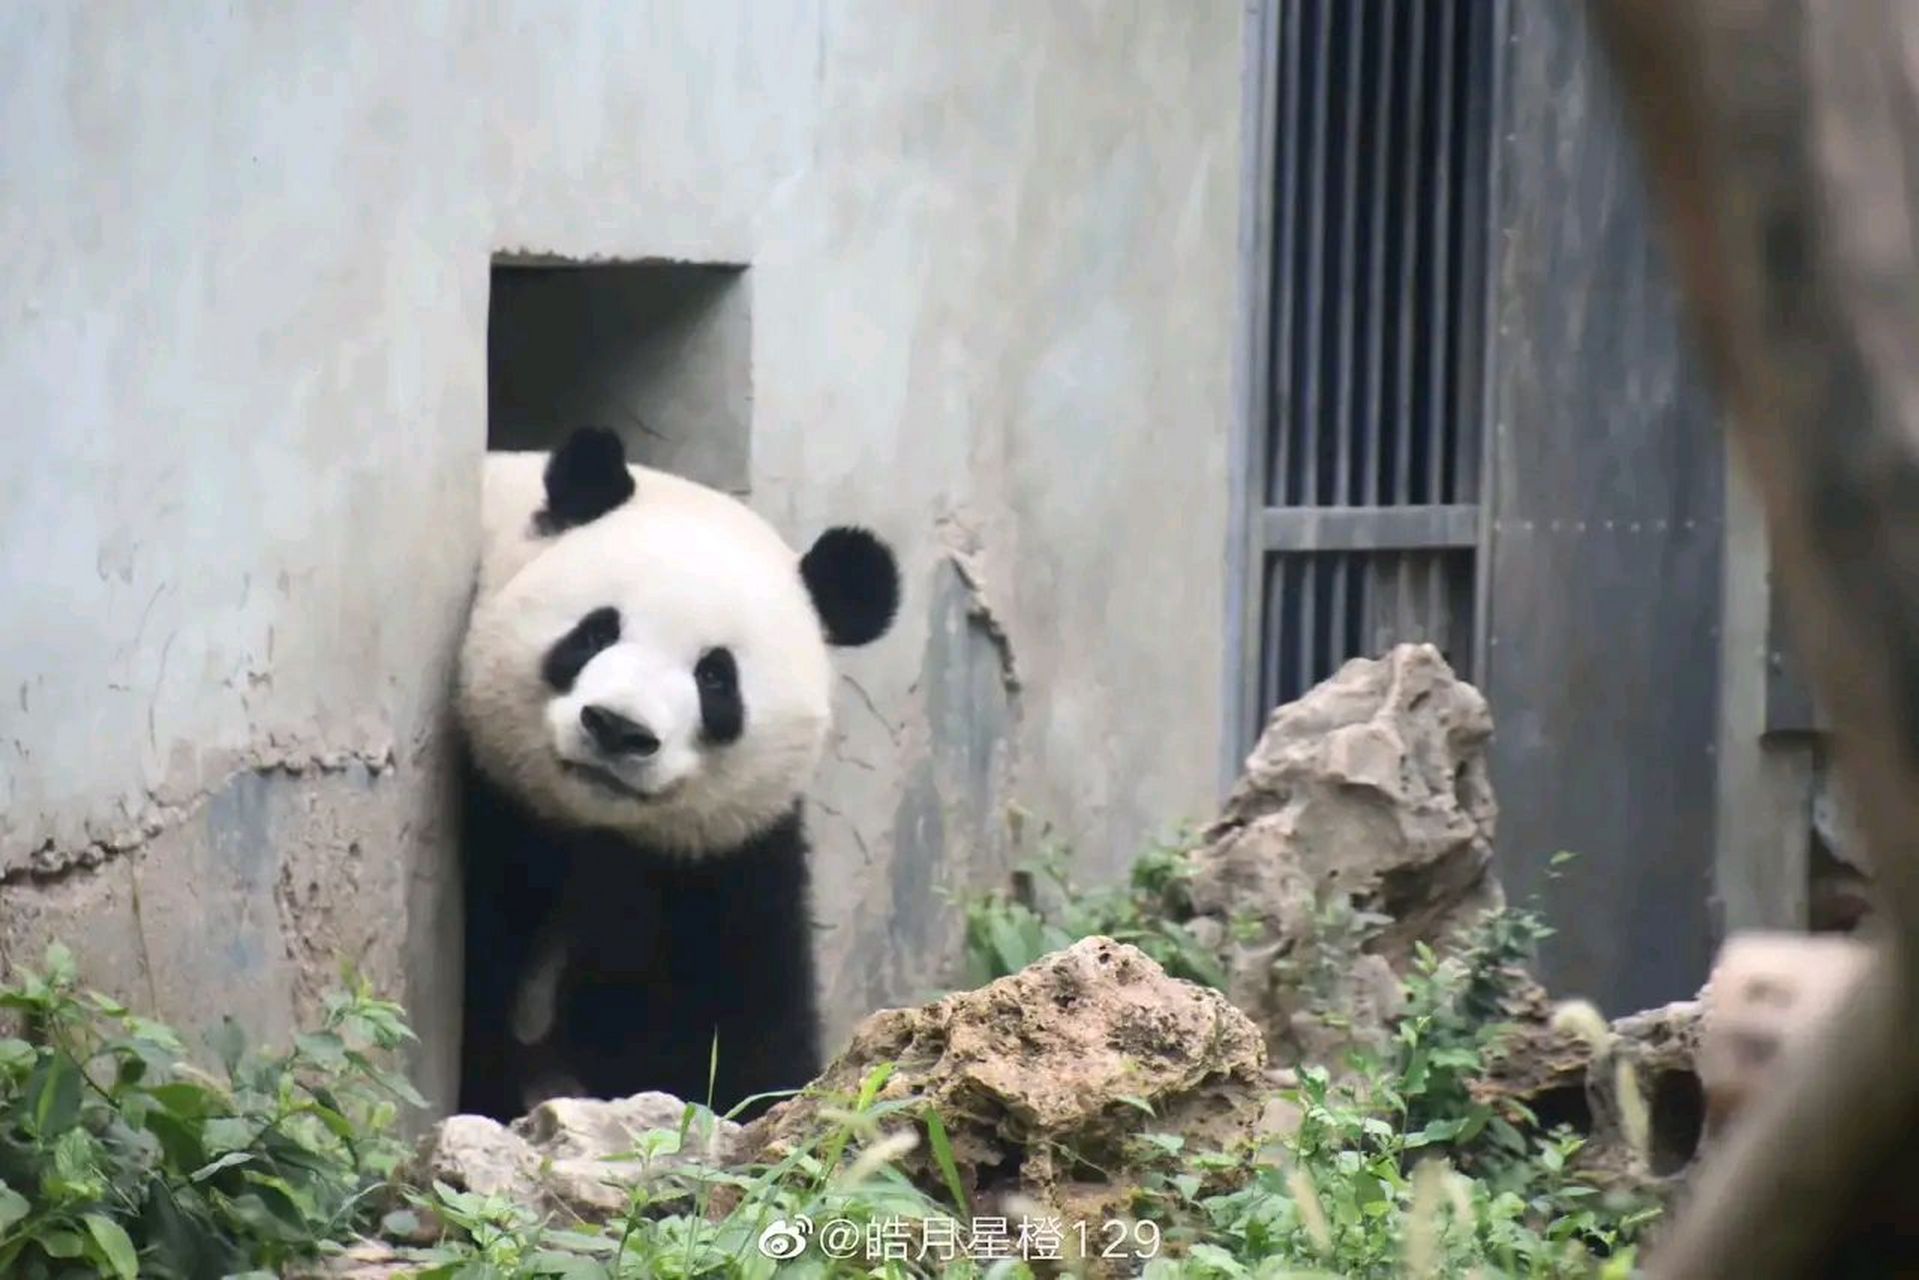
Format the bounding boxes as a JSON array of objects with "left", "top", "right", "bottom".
[{"left": 1580, "top": 0, "right": 1919, "bottom": 1273}]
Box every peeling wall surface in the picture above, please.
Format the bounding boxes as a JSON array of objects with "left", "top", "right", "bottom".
[{"left": 0, "top": 1, "right": 1243, "bottom": 1105}]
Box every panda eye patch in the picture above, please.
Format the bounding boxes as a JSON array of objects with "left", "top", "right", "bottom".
[
  {"left": 694, "top": 648, "right": 734, "bottom": 691},
  {"left": 541, "top": 606, "right": 621, "bottom": 692},
  {"left": 694, "top": 647, "right": 743, "bottom": 744}
]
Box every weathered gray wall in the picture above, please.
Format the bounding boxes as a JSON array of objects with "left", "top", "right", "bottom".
[{"left": 0, "top": 0, "right": 1244, "bottom": 1107}]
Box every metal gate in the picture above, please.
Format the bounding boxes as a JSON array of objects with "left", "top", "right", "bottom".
[
  {"left": 1232, "top": 0, "right": 1500, "bottom": 751},
  {"left": 1227, "top": 0, "right": 1735, "bottom": 1011}
]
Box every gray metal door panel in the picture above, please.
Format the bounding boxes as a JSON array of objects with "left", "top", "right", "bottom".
[
  {"left": 1229, "top": 0, "right": 1728, "bottom": 1014},
  {"left": 1482, "top": 0, "right": 1724, "bottom": 1013}
]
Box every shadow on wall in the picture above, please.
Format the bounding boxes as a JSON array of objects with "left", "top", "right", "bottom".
[{"left": 874, "top": 556, "right": 1022, "bottom": 1009}]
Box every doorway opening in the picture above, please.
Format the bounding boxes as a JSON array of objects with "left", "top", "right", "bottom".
[{"left": 487, "top": 257, "right": 751, "bottom": 492}]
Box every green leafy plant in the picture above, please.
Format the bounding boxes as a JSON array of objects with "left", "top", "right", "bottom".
[
  {"left": 0, "top": 942, "right": 419, "bottom": 1278},
  {"left": 403, "top": 1062, "right": 1035, "bottom": 1279},
  {"left": 960, "top": 834, "right": 1663, "bottom": 1278},
  {"left": 1121, "top": 921, "right": 1662, "bottom": 1278},
  {"left": 961, "top": 827, "right": 1230, "bottom": 991},
  {"left": 0, "top": 841, "right": 1661, "bottom": 1279},
  {"left": 421, "top": 934, "right": 1650, "bottom": 1279}
]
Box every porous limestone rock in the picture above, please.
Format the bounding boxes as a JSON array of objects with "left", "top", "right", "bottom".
[
  {"left": 737, "top": 936, "right": 1268, "bottom": 1227},
  {"left": 1470, "top": 995, "right": 1707, "bottom": 1187},
  {"left": 1186, "top": 643, "right": 1503, "bottom": 1062}
]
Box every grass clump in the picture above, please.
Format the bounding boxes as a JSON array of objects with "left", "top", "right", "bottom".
[
  {"left": 961, "top": 826, "right": 1230, "bottom": 991},
  {"left": 2, "top": 836, "right": 1664, "bottom": 1278},
  {"left": 402, "top": 1060, "right": 1032, "bottom": 1279},
  {"left": 961, "top": 841, "right": 1666, "bottom": 1277},
  {"left": 0, "top": 942, "right": 417, "bottom": 1278},
  {"left": 1117, "top": 931, "right": 1663, "bottom": 1278}
]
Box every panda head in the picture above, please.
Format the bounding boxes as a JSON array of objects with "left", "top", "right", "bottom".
[{"left": 457, "top": 428, "right": 901, "bottom": 857}]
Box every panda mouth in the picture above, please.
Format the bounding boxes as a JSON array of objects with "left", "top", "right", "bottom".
[{"left": 561, "top": 760, "right": 674, "bottom": 804}]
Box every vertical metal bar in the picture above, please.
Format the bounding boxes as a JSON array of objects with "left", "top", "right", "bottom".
[
  {"left": 1355, "top": 551, "right": 1373, "bottom": 659},
  {"left": 1362, "top": 551, "right": 1375, "bottom": 658},
  {"left": 1363, "top": 0, "right": 1398, "bottom": 509},
  {"left": 1472, "top": 0, "right": 1514, "bottom": 685},
  {"left": 1260, "top": 555, "right": 1283, "bottom": 724},
  {"left": 1271, "top": 557, "right": 1288, "bottom": 711},
  {"left": 1427, "top": 545, "right": 1443, "bottom": 656},
  {"left": 1316, "top": 560, "right": 1328, "bottom": 695},
  {"left": 1449, "top": 0, "right": 1493, "bottom": 508},
  {"left": 1298, "top": 554, "right": 1319, "bottom": 698},
  {"left": 1331, "top": 551, "right": 1350, "bottom": 673},
  {"left": 1228, "top": 0, "right": 1284, "bottom": 779},
  {"left": 1269, "top": 0, "right": 1304, "bottom": 508},
  {"left": 1327, "top": 552, "right": 1342, "bottom": 679},
  {"left": 1452, "top": 551, "right": 1475, "bottom": 678},
  {"left": 1349, "top": 551, "right": 1368, "bottom": 661},
  {"left": 1426, "top": 0, "right": 1459, "bottom": 508},
  {"left": 1421, "top": 551, "right": 1438, "bottom": 647},
  {"left": 1424, "top": 0, "right": 1461, "bottom": 654},
  {"left": 1400, "top": 551, "right": 1416, "bottom": 645},
  {"left": 1406, "top": 554, "right": 1420, "bottom": 647},
  {"left": 1284, "top": 555, "right": 1305, "bottom": 703},
  {"left": 1332, "top": 0, "right": 1366, "bottom": 507},
  {"left": 1381, "top": 552, "right": 1397, "bottom": 656},
  {"left": 1393, "top": 0, "right": 1430, "bottom": 506},
  {"left": 1367, "top": 553, "right": 1382, "bottom": 654},
  {"left": 1298, "top": 0, "right": 1332, "bottom": 508}
]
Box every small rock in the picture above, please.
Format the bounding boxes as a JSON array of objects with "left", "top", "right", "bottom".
[
  {"left": 410, "top": 1092, "right": 737, "bottom": 1225},
  {"left": 416, "top": 1114, "right": 542, "bottom": 1202},
  {"left": 511, "top": 1090, "right": 741, "bottom": 1168},
  {"left": 1597, "top": 999, "right": 1705, "bottom": 1179},
  {"left": 287, "top": 1242, "right": 425, "bottom": 1279}
]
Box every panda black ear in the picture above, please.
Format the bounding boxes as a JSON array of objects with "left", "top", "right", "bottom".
[
  {"left": 535, "top": 427, "right": 636, "bottom": 535},
  {"left": 801, "top": 527, "right": 901, "bottom": 647}
]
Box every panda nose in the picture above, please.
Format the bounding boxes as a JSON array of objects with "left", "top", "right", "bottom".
[{"left": 580, "top": 705, "right": 660, "bottom": 758}]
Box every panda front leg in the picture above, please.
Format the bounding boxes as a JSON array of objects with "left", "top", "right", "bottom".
[
  {"left": 459, "top": 771, "right": 573, "bottom": 1120},
  {"left": 509, "top": 927, "right": 590, "bottom": 1112},
  {"left": 705, "top": 908, "right": 823, "bottom": 1119},
  {"left": 676, "top": 808, "right": 825, "bottom": 1119},
  {"left": 540, "top": 813, "right": 825, "bottom": 1118}
]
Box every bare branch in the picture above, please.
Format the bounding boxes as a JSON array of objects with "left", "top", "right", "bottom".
[{"left": 1580, "top": 0, "right": 1919, "bottom": 1273}]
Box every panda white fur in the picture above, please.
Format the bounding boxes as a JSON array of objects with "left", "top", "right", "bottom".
[{"left": 455, "top": 427, "right": 900, "bottom": 1121}]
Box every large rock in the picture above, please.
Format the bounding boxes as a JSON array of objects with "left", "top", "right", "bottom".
[
  {"left": 738, "top": 936, "right": 1268, "bottom": 1225},
  {"left": 1186, "top": 643, "right": 1502, "bottom": 1062}
]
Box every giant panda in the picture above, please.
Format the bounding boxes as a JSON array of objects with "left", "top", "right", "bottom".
[{"left": 454, "top": 426, "right": 901, "bottom": 1122}]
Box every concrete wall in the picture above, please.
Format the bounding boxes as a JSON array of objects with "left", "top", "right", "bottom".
[{"left": 0, "top": 0, "right": 1245, "bottom": 1109}]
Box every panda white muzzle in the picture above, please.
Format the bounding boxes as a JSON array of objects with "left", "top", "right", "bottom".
[{"left": 548, "top": 644, "right": 701, "bottom": 802}]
